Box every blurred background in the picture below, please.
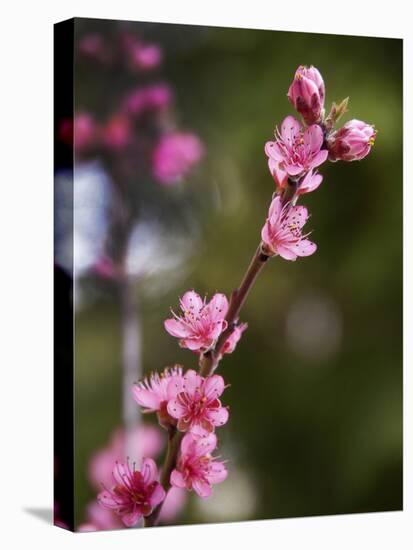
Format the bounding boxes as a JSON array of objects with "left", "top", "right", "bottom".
[{"left": 55, "top": 18, "right": 402, "bottom": 529}]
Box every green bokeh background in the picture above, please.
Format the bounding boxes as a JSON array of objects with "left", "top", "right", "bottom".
[{"left": 73, "top": 19, "right": 402, "bottom": 527}]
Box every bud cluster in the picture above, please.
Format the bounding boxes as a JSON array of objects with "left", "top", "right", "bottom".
[{"left": 263, "top": 65, "right": 376, "bottom": 262}]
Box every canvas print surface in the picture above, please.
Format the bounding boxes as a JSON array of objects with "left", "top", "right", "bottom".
[{"left": 54, "top": 17, "right": 403, "bottom": 531}]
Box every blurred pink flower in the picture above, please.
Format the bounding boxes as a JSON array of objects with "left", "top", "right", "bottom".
[
  {"left": 89, "top": 425, "right": 164, "bottom": 490},
  {"left": 101, "top": 114, "right": 131, "bottom": 150},
  {"left": 78, "top": 501, "right": 123, "bottom": 532},
  {"left": 98, "top": 458, "right": 165, "bottom": 527},
  {"left": 152, "top": 132, "right": 204, "bottom": 185},
  {"left": 327, "top": 119, "right": 376, "bottom": 162},
  {"left": 93, "top": 256, "right": 120, "bottom": 280},
  {"left": 261, "top": 196, "right": 317, "bottom": 261},
  {"left": 124, "top": 84, "right": 173, "bottom": 116},
  {"left": 265, "top": 116, "right": 328, "bottom": 184},
  {"left": 220, "top": 322, "right": 248, "bottom": 357},
  {"left": 159, "top": 487, "right": 187, "bottom": 523},
  {"left": 164, "top": 290, "right": 228, "bottom": 352},
  {"left": 130, "top": 42, "right": 162, "bottom": 70},
  {"left": 59, "top": 113, "right": 97, "bottom": 153},
  {"left": 78, "top": 33, "right": 105, "bottom": 61},
  {"left": 288, "top": 65, "right": 325, "bottom": 125},
  {"left": 167, "top": 369, "right": 229, "bottom": 433},
  {"left": 170, "top": 432, "right": 228, "bottom": 498}
]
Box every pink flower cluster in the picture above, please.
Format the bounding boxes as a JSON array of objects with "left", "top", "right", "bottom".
[
  {"left": 262, "top": 64, "right": 376, "bottom": 262},
  {"left": 132, "top": 366, "right": 230, "bottom": 500},
  {"left": 152, "top": 132, "right": 205, "bottom": 185},
  {"left": 133, "top": 367, "right": 229, "bottom": 434},
  {"left": 128, "top": 287, "right": 248, "bottom": 511}
]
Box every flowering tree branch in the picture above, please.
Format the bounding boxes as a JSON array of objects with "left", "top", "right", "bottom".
[
  {"left": 97, "top": 64, "right": 377, "bottom": 529},
  {"left": 144, "top": 184, "right": 295, "bottom": 526}
]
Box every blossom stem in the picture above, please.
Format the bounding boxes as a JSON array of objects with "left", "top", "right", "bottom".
[
  {"left": 143, "top": 428, "right": 184, "bottom": 527},
  {"left": 143, "top": 185, "right": 293, "bottom": 527}
]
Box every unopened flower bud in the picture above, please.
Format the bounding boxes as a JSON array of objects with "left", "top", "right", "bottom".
[
  {"left": 327, "top": 119, "right": 376, "bottom": 162},
  {"left": 288, "top": 65, "right": 325, "bottom": 125}
]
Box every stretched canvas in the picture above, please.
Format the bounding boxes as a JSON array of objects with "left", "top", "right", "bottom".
[{"left": 54, "top": 17, "right": 403, "bottom": 531}]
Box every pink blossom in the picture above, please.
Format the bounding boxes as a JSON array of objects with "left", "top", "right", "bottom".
[
  {"left": 129, "top": 43, "right": 162, "bottom": 70},
  {"left": 220, "top": 323, "right": 248, "bottom": 357},
  {"left": 159, "top": 487, "right": 187, "bottom": 523},
  {"left": 327, "top": 119, "right": 376, "bottom": 162},
  {"left": 152, "top": 132, "right": 204, "bottom": 185},
  {"left": 265, "top": 116, "right": 328, "bottom": 185},
  {"left": 164, "top": 290, "right": 229, "bottom": 352},
  {"left": 60, "top": 113, "right": 97, "bottom": 153},
  {"left": 261, "top": 196, "right": 317, "bottom": 261},
  {"left": 167, "top": 369, "right": 229, "bottom": 433},
  {"left": 288, "top": 65, "right": 325, "bottom": 125},
  {"left": 101, "top": 114, "right": 131, "bottom": 150},
  {"left": 170, "top": 432, "right": 228, "bottom": 498},
  {"left": 98, "top": 458, "right": 165, "bottom": 527},
  {"left": 123, "top": 84, "right": 173, "bottom": 116},
  {"left": 78, "top": 501, "right": 123, "bottom": 532},
  {"left": 89, "top": 425, "right": 164, "bottom": 490}
]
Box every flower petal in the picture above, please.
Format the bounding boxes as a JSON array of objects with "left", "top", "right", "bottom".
[
  {"left": 112, "top": 462, "right": 131, "bottom": 487},
  {"left": 183, "top": 369, "right": 202, "bottom": 397},
  {"left": 195, "top": 432, "right": 217, "bottom": 455},
  {"left": 207, "top": 461, "right": 228, "bottom": 484},
  {"left": 122, "top": 511, "right": 141, "bottom": 527},
  {"left": 167, "top": 397, "right": 187, "bottom": 419},
  {"left": 180, "top": 432, "right": 197, "bottom": 454},
  {"left": 181, "top": 337, "right": 205, "bottom": 352},
  {"left": 265, "top": 140, "right": 284, "bottom": 161},
  {"left": 285, "top": 163, "right": 304, "bottom": 176},
  {"left": 166, "top": 375, "right": 184, "bottom": 399},
  {"left": 149, "top": 483, "right": 166, "bottom": 508},
  {"left": 303, "top": 124, "right": 323, "bottom": 154},
  {"left": 284, "top": 205, "right": 309, "bottom": 229},
  {"left": 164, "top": 318, "right": 191, "bottom": 338},
  {"left": 192, "top": 479, "right": 212, "bottom": 499},
  {"left": 208, "top": 293, "right": 229, "bottom": 322},
  {"left": 310, "top": 149, "right": 328, "bottom": 168},
  {"left": 294, "top": 239, "right": 317, "bottom": 257},
  {"left": 97, "top": 490, "right": 119, "bottom": 509},
  {"left": 141, "top": 457, "right": 158, "bottom": 484},
  {"left": 276, "top": 244, "right": 298, "bottom": 261},
  {"left": 207, "top": 406, "right": 229, "bottom": 428},
  {"left": 132, "top": 387, "right": 161, "bottom": 411},
  {"left": 299, "top": 170, "right": 323, "bottom": 194},
  {"left": 170, "top": 469, "right": 187, "bottom": 489},
  {"left": 180, "top": 290, "right": 203, "bottom": 314},
  {"left": 204, "top": 375, "right": 225, "bottom": 399},
  {"left": 280, "top": 115, "right": 301, "bottom": 144}
]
